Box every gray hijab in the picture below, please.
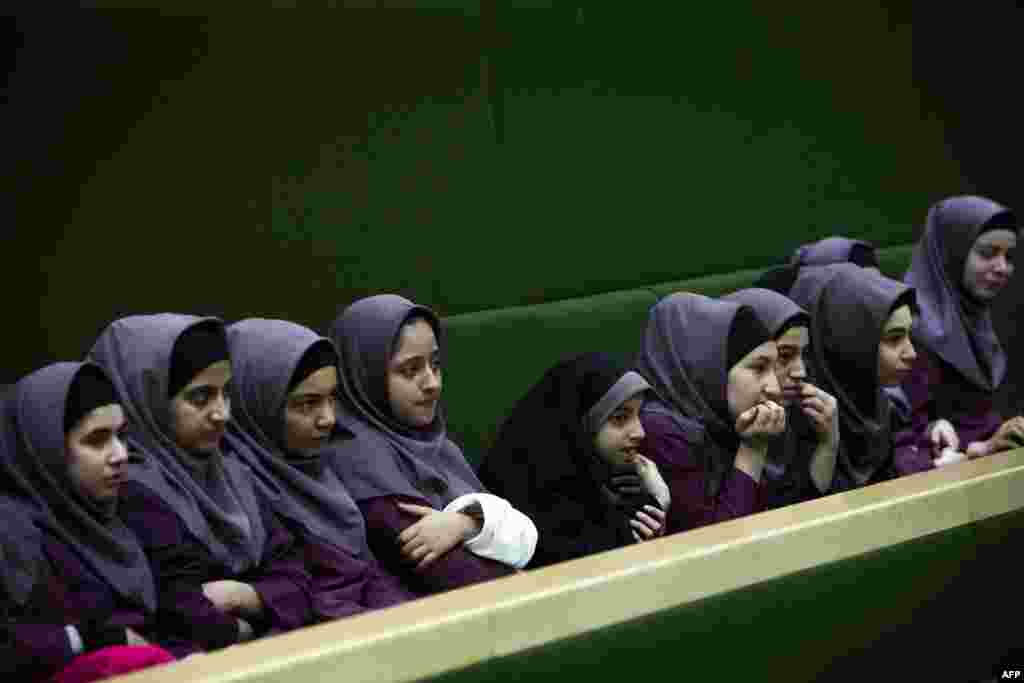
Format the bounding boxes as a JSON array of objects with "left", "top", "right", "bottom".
[
  {"left": 0, "top": 497, "right": 44, "bottom": 608},
  {"left": 5, "top": 362, "right": 156, "bottom": 611},
  {"left": 904, "top": 195, "right": 1016, "bottom": 391},
  {"left": 328, "top": 295, "right": 483, "bottom": 510},
  {"left": 635, "top": 293, "right": 757, "bottom": 497},
  {"left": 88, "top": 314, "right": 266, "bottom": 574},
  {"left": 226, "top": 318, "right": 372, "bottom": 559},
  {"left": 721, "top": 288, "right": 809, "bottom": 338},
  {"left": 791, "top": 236, "right": 877, "bottom": 267},
  {"left": 0, "top": 392, "right": 46, "bottom": 608},
  {"left": 789, "top": 264, "right": 916, "bottom": 485}
]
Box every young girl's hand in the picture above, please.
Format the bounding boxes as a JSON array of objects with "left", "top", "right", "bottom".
[
  {"left": 201, "top": 580, "right": 262, "bottom": 618},
  {"left": 630, "top": 505, "right": 667, "bottom": 542},
  {"left": 735, "top": 401, "right": 786, "bottom": 445},
  {"left": 799, "top": 383, "right": 838, "bottom": 445},
  {"left": 397, "top": 503, "right": 480, "bottom": 571},
  {"left": 968, "top": 416, "right": 1024, "bottom": 458},
  {"left": 625, "top": 454, "right": 671, "bottom": 511},
  {"left": 929, "top": 419, "right": 960, "bottom": 456}
]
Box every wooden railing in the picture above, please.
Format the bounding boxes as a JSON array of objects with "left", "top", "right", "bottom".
[{"left": 112, "top": 448, "right": 1024, "bottom": 683}]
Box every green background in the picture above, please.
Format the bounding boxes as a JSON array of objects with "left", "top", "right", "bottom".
[{"left": 7, "top": 4, "right": 1021, "bottom": 383}]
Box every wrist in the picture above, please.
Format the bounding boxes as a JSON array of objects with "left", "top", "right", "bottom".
[
  {"left": 966, "top": 440, "right": 991, "bottom": 458},
  {"left": 734, "top": 444, "right": 766, "bottom": 481},
  {"left": 236, "top": 583, "right": 262, "bottom": 618},
  {"left": 458, "top": 510, "right": 483, "bottom": 540}
]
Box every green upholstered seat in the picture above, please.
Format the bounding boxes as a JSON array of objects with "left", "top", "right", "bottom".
[
  {"left": 441, "top": 288, "right": 658, "bottom": 467},
  {"left": 648, "top": 243, "right": 915, "bottom": 301}
]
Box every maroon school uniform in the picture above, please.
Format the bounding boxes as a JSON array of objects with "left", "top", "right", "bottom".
[
  {"left": 641, "top": 408, "right": 766, "bottom": 534},
  {"left": 118, "top": 479, "right": 313, "bottom": 650}
]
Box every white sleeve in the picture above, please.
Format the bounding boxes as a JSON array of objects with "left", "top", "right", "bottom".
[{"left": 443, "top": 493, "right": 538, "bottom": 569}]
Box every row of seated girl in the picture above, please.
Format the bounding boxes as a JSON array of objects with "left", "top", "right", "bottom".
[
  {"left": 1, "top": 194, "right": 1020, "bottom": 681},
  {"left": 484, "top": 194, "right": 1020, "bottom": 542}
]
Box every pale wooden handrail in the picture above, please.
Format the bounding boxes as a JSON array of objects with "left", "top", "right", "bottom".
[{"left": 112, "top": 448, "right": 1024, "bottom": 683}]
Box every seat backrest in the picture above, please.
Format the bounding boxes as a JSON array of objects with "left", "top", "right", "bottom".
[{"left": 441, "top": 288, "right": 658, "bottom": 467}]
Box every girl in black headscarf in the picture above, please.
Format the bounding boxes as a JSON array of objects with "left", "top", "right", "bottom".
[{"left": 479, "top": 353, "right": 669, "bottom": 568}]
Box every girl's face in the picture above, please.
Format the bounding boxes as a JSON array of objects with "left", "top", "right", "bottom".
[
  {"left": 387, "top": 319, "right": 442, "bottom": 429},
  {"left": 962, "top": 229, "right": 1016, "bottom": 301},
  {"left": 283, "top": 365, "right": 338, "bottom": 455},
  {"left": 877, "top": 305, "right": 917, "bottom": 386},
  {"left": 593, "top": 396, "right": 645, "bottom": 466},
  {"left": 727, "top": 340, "right": 781, "bottom": 419},
  {"left": 66, "top": 404, "right": 129, "bottom": 503},
  {"left": 774, "top": 325, "right": 809, "bottom": 406},
  {"left": 170, "top": 360, "right": 232, "bottom": 453}
]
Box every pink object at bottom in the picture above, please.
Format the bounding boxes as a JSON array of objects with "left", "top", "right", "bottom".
[{"left": 48, "top": 645, "right": 176, "bottom": 683}]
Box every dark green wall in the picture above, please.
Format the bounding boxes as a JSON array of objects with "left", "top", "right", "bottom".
[{"left": 6, "top": 5, "right": 1005, "bottom": 382}]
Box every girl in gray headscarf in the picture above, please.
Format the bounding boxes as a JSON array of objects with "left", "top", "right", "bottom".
[
  {"left": 328, "top": 295, "right": 536, "bottom": 594},
  {"left": 89, "top": 315, "right": 315, "bottom": 651},
  {"left": 636, "top": 293, "right": 787, "bottom": 534},
  {"left": 791, "top": 236, "right": 880, "bottom": 271},
  {"left": 721, "top": 289, "right": 839, "bottom": 506},
  {"left": 225, "top": 318, "right": 415, "bottom": 616},
  {"left": 1, "top": 362, "right": 179, "bottom": 680},
  {"left": 901, "top": 196, "right": 1023, "bottom": 470}
]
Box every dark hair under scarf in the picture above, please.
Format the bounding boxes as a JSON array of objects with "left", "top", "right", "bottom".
[
  {"left": 327, "top": 295, "right": 483, "bottom": 510},
  {"left": 722, "top": 288, "right": 810, "bottom": 340},
  {"left": 904, "top": 195, "right": 1017, "bottom": 392},
  {"left": 88, "top": 315, "right": 267, "bottom": 574},
  {"left": 791, "top": 236, "right": 879, "bottom": 269},
  {"left": 721, "top": 289, "right": 819, "bottom": 486},
  {"left": 64, "top": 366, "right": 120, "bottom": 434},
  {"left": 789, "top": 264, "right": 917, "bottom": 485},
  {"left": 635, "top": 293, "right": 772, "bottom": 498},
  {"left": 752, "top": 264, "right": 801, "bottom": 297},
  {"left": 3, "top": 362, "right": 156, "bottom": 611},
  {"left": 225, "top": 318, "right": 373, "bottom": 560}
]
